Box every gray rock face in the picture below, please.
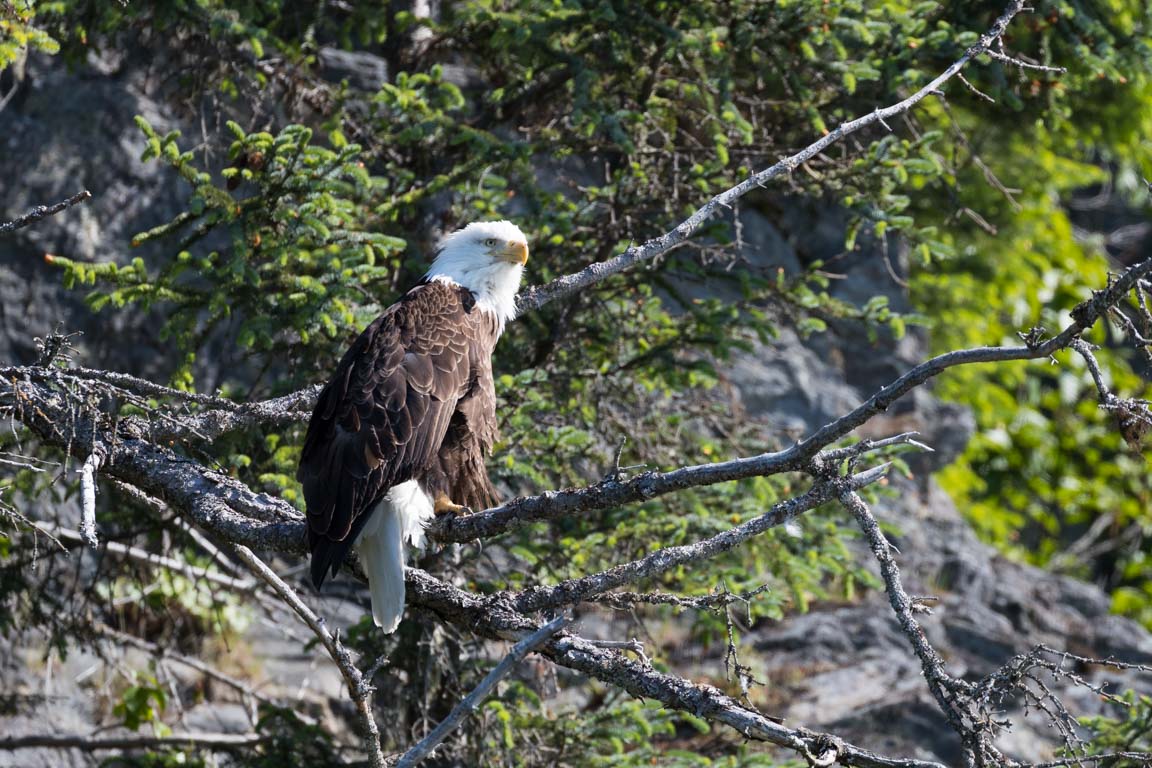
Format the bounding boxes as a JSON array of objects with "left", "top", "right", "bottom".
[
  {"left": 699, "top": 208, "right": 1150, "bottom": 764},
  {"left": 746, "top": 476, "right": 1152, "bottom": 764},
  {"left": 0, "top": 50, "right": 200, "bottom": 374}
]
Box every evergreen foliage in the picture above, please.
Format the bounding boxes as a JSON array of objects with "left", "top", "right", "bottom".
[{"left": 2, "top": 0, "right": 1150, "bottom": 764}]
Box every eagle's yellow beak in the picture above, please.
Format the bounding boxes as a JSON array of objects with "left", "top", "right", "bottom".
[{"left": 498, "top": 240, "right": 529, "bottom": 266}]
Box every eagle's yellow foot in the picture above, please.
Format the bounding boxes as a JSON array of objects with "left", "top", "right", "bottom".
[{"left": 434, "top": 494, "right": 472, "bottom": 516}]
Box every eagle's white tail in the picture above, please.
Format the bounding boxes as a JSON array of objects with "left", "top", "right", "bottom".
[{"left": 355, "top": 481, "right": 435, "bottom": 633}]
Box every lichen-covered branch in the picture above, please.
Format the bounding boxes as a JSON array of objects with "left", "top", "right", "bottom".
[{"left": 0, "top": 190, "right": 92, "bottom": 235}]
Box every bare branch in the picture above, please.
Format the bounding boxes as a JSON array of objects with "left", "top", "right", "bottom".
[
  {"left": 982, "top": 49, "right": 1067, "bottom": 74},
  {"left": 587, "top": 584, "right": 770, "bottom": 611},
  {"left": 0, "top": 190, "right": 92, "bottom": 235},
  {"left": 513, "top": 465, "right": 888, "bottom": 613},
  {"left": 227, "top": 541, "right": 386, "bottom": 768},
  {"left": 395, "top": 615, "right": 569, "bottom": 768},
  {"left": 514, "top": 1, "right": 1032, "bottom": 313},
  {"left": 0, "top": 731, "right": 262, "bottom": 752},
  {"left": 1027, "top": 753, "right": 1152, "bottom": 768},
  {"left": 36, "top": 521, "right": 257, "bottom": 592},
  {"left": 838, "top": 487, "right": 1003, "bottom": 765}
]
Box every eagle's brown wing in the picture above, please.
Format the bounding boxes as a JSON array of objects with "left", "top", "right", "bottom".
[
  {"left": 425, "top": 357, "right": 501, "bottom": 512},
  {"left": 297, "top": 280, "right": 498, "bottom": 587}
]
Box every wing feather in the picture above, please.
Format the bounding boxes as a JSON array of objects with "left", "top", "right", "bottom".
[{"left": 298, "top": 281, "right": 491, "bottom": 587}]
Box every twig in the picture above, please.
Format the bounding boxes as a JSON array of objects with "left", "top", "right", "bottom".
[
  {"left": 822, "top": 432, "right": 934, "bottom": 463},
  {"left": 957, "top": 72, "right": 996, "bottom": 103},
  {"left": 0, "top": 731, "right": 262, "bottom": 751},
  {"left": 227, "top": 541, "right": 386, "bottom": 768},
  {"left": 394, "top": 616, "right": 568, "bottom": 768},
  {"left": 36, "top": 522, "right": 257, "bottom": 592},
  {"left": 586, "top": 638, "right": 650, "bottom": 665},
  {"left": 983, "top": 48, "right": 1067, "bottom": 73},
  {"left": 90, "top": 621, "right": 280, "bottom": 713},
  {"left": 0, "top": 190, "right": 92, "bottom": 235},
  {"left": 1070, "top": 340, "right": 1111, "bottom": 403},
  {"left": 513, "top": 465, "right": 888, "bottom": 612}
]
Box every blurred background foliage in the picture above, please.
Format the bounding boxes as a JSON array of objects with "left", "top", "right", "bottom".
[{"left": 2, "top": 0, "right": 1151, "bottom": 764}]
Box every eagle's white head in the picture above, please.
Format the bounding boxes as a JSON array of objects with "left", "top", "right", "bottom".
[{"left": 426, "top": 220, "right": 528, "bottom": 328}]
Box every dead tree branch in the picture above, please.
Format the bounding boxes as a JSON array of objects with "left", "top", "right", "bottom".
[
  {"left": 0, "top": 190, "right": 92, "bottom": 235},
  {"left": 0, "top": 731, "right": 263, "bottom": 752},
  {"left": 395, "top": 615, "right": 569, "bottom": 768},
  {"left": 515, "top": 0, "right": 1032, "bottom": 314},
  {"left": 227, "top": 541, "right": 387, "bottom": 768},
  {"left": 837, "top": 487, "right": 999, "bottom": 762}
]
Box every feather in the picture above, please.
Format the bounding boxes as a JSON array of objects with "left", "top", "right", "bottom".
[{"left": 356, "top": 497, "right": 405, "bottom": 632}]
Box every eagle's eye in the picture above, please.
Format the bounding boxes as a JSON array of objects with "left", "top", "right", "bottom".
[{"left": 483, "top": 238, "right": 498, "bottom": 247}]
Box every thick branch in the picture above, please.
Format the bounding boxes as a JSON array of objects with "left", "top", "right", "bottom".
[{"left": 514, "top": 1, "right": 1030, "bottom": 314}]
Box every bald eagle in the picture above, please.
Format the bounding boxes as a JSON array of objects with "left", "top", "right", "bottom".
[{"left": 298, "top": 221, "right": 528, "bottom": 632}]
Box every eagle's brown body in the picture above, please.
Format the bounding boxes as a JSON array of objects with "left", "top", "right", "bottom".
[{"left": 298, "top": 279, "right": 502, "bottom": 589}]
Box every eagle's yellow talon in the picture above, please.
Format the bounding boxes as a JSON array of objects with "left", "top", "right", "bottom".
[{"left": 434, "top": 495, "right": 472, "bottom": 515}]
